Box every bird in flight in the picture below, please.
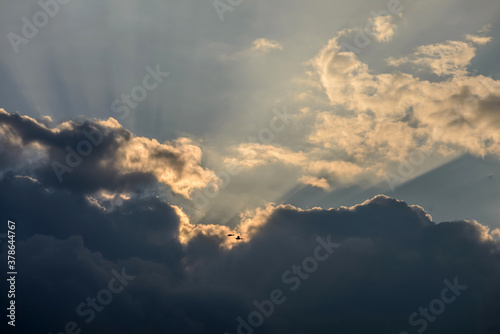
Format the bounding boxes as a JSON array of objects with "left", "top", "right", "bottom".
[
  {"left": 227, "top": 234, "right": 234, "bottom": 236},
  {"left": 235, "top": 236, "right": 243, "bottom": 240}
]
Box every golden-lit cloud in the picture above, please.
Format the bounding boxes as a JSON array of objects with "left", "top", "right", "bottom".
[
  {"left": 223, "top": 24, "right": 500, "bottom": 189},
  {"left": 224, "top": 143, "right": 307, "bottom": 169},
  {"left": 387, "top": 40, "right": 478, "bottom": 76},
  {"left": 368, "top": 15, "right": 397, "bottom": 42},
  {"left": 388, "top": 25, "right": 492, "bottom": 76},
  {"left": 251, "top": 38, "right": 283, "bottom": 52},
  {"left": 174, "top": 205, "right": 245, "bottom": 249},
  {"left": 0, "top": 110, "right": 218, "bottom": 199},
  {"left": 311, "top": 26, "right": 500, "bottom": 156},
  {"left": 492, "top": 228, "right": 500, "bottom": 242},
  {"left": 114, "top": 136, "right": 218, "bottom": 198},
  {"left": 298, "top": 175, "right": 330, "bottom": 191}
]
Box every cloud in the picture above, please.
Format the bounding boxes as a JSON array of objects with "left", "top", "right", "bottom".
[
  {"left": 310, "top": 27, "right": 500, "bottom": 157},
  {"left": 1, "top": 119, "right": 500, "bottom": 331},
  {"left": 225, "top": 143, "right": 367, "bottom": 187},
  {"left": 387, "top": 27, "right": 492, "bottom": 76},
  {"left": 115, "top": 136, "right": 217, "bottom": 198},
  {"left": 217, "top": 38, "right": 284, "bottom": 62},
  {"left": 225, "top": 24, "right": 500, "bottom": 189},
  {"left": 368, "top": 15, "right": 397, "bottom": 42},
  {"left": 466, "top": 24, "right": 493, "bottom": 45},
  {"left": 0, "top": 109, "right": 218, "bottom": 198},
  {"left": 251, "top": 38, "right": 283, "bottom": 52},
  {"left": 492, "top": 228, "right": 500, "bottom": 241},
  {"left": 298, "top": 175, "right": 330, "bottom": 190},
  {"left": 387, "top": 40, "right": 479, "bottom": 77},
  {"left": 224, "top": 143, "right": 307, "bottom": 169},
  {"left": 465, "top": 34, "right": 492, "bottom": 45},
  {"left": 3, "top": 174, "right": 500, "bottom": 333}
]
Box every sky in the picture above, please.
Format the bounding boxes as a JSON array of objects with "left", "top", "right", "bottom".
[{"left": 0, "top": 0, "right": 500, "bottom": 333}]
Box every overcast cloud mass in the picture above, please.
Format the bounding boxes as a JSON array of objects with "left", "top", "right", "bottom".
[{"left": 1, "top": 0, "right": 500, "bottom": 333}]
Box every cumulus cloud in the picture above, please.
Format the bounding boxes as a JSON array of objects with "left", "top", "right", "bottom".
[
  {"left": 251, "top": 38, "right": 283, "bottom": 52},
  {"left": 310, "top": 27, "right": 500, "bottom": 157},
  {"left": 2, "top": 172, "right": 500, "bottom": 334},
  {"left": 225, "top": 24, "right": 500, "bottom": 189},
  {"left": 114, "top": 136, "right": 217, "bottom": 198},
  {"left": 0, "top": 109, "right": 217, "bottom": 198}
]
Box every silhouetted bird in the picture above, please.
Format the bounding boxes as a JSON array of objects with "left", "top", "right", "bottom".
[
  {"left": 227, "top": 234, "right": 234, "bottom": 237},
  {"left": 235, "top": 236, "right": 243, "bottom": 240}
]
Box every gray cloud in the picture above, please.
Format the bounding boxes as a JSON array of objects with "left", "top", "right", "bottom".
[{"left": 1, "top": 151, "right": 499, "bottom": 333}]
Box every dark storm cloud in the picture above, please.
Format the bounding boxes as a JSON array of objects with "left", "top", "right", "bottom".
[
  {"left": 0, "top": 175, "right": 185, "bottom": 284},
  {"left": 1, "top": 161, "right": 499, "bottom": 334}
]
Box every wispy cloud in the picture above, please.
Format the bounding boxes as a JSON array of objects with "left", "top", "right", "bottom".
[
  {"left": 251, "top": 38, "right": 283, "bottom": 52},
  {"left": 298, "top": 175, "right": 330, "bottom": 191}
]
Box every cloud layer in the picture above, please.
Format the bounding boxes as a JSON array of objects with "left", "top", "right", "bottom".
[
  {"left": 1, "top": 140, "right": 499, "bottom": 333},
  {"left": 225, "top": 24, "right": 500, "bottom": 190}
]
